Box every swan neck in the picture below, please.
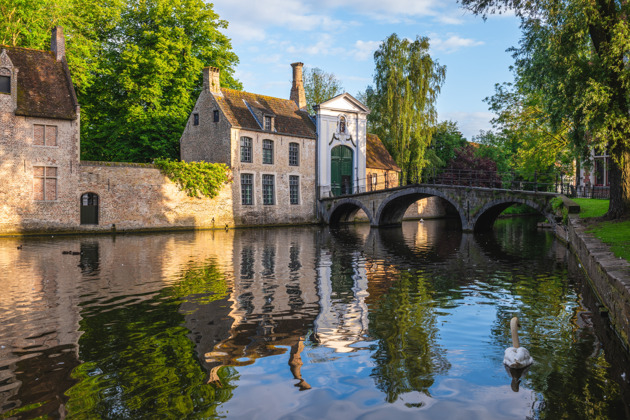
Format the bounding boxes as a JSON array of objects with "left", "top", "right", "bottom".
[{"left": 510, "top": 317, "right": 520, "bottom": 348}]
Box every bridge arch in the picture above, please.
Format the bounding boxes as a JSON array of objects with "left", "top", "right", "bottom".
[
  {"left": 326, "top": 198, "right": 374, "bottom": 226},
  {"left": 375, "top": 187, "right": 465, "bottom": 228},
  {"left": 472, "top": 198, "right": 555, "bottom": 232}
]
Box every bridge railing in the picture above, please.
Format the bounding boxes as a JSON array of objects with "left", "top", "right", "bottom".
[
  {"left": 325, "top": 170, "right": 600, "bottom": 198},
  {"left": 419, "top": 169, "right": 579, "bottom": 194}
]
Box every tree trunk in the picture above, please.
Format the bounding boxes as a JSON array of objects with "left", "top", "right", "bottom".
[{"left": 606, "top": 142, "right": 630, "bottom": 219}]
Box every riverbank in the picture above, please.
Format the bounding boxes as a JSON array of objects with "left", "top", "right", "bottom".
[{"left": 557, "top": 211, "right": 630, "bottom": 350}]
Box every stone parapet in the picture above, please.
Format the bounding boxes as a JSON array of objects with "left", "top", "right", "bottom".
[{"left": 558, "top": 215, "right": 630, "bottom": 349}]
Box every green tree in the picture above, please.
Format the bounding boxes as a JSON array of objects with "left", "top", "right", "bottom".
[
  {"left": 461, "top": 0, "right": 630, "bottom": 219},
  {"left": 0, "top": 0, "right": 122, "bottom": 93},
  {"left": 303, "top": 67, "right": 344, "bottom": 115},
  {"left": 369, "top": 34, "right": 446, "bottom": 184},
  {"left": 483, "top": 81, "right": 576, "bottom": 179},
  {"left": 426, "top": 120, "right": 468, "bottom": 170},
  {"left": 81, "top": 0, "right": 241, "bottom": 162}
]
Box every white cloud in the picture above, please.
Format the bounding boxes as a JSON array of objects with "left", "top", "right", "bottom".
[
  {"left": 214, "top": 0, "right": 346, "bottom": 42},
  {"left": 320, "top": 0, "right": 441, "bottom": 21},
  {"left": 286, "top": 34, "right": 346, "bottom": 56},
  {"left": 430, "top": 34, "right": 484, "bottom": 53},
  {"left": 352, "top": 40, "right": 381, "bottom": 61}
]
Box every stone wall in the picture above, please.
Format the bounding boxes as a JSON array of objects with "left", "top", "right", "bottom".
[
  {"left": 403, "top": 196, "right": 450, "bottom": 220},
  {"left": 558, "top": 215, "right": 630, "bottom": 348},
  {"left": 77, "top": 162, "right": 235, "bottom": 232}
]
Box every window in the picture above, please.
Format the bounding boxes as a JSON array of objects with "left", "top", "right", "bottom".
[
  {"left": 213, "top": 110, "right": 219, "bottom": 122},
  {"left": 263, "top": 139, "right": 274, "bottom": 164},
  {"left": 33, "top": 166, "right": 57, "bottom": 201},
  {"left": 0, "top": 75, "right": 9, "bottom": 94},
  {"left": 241, "top": 137, "right": 252, "bottom": 163},
  {"left": 290, "top": 175, "right": 299, "bottom": 205},
  {"left": 193, "top": 113, "right": 199, "bottom": 126},
  {"left": 262, "top": 174, "right": 275, "bottom": 205},
  {"left": 241, "top": 174, "right": 253, "bottom": 205},
  {"left": 289, "top": 142, "right": 299, "bottom": 166},
  {"left": 339, "top": 115, "right": 346, "bottom": 133},
  {"left": 264, "top": 116, "right": 273, "bottom": 131},
  {"left": 370, "top": 173, "right": 378, "bottom": 191},
  {"left": 33, "top": 124, "right": 57, "bottom": 146},
  {"left": 594, "top": 157, "right": 610, "bottom": 186}
]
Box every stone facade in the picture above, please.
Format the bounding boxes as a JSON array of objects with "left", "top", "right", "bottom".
[
  {"left": 181, "top": 65, "right": 318, "bottom": 226},
  {"left": 1, "top": 34, "right": 82, "bottom": 235}
]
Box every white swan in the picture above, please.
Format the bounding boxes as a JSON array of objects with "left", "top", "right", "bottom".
[{"left": 503, "top": 317, "right": 534, "bottom": 369}]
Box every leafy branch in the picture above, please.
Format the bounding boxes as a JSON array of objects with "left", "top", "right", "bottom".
[{"left": 154, "top": 158, "right": 231, "bottom": 198}]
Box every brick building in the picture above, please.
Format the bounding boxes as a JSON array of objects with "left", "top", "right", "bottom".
[
  {"left": 0, "top": 27, "right": 82, "bottom": 233},
  {"left": 181, "top": 63, "right": 401, "bottom": 223},
  {"left": 181, "top": 63, "right": 319, "bottom": 225}
]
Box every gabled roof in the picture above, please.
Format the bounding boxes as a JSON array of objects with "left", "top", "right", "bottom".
[
  {"left": 315, "top": 92, "right": 370, "bottom": 114},
  {"left": 367, "top": 133, "right": 400, "bottom": 171},
  {"left": 1, "top": 46, "right": 78, "bottom": 120},
  {"left": 215, "top": 88, "right": 316, "bottom": 139}
]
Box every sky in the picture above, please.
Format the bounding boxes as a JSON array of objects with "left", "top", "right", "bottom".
[{"left": 211, "top": 0, "right": 523, "bottom": 140}]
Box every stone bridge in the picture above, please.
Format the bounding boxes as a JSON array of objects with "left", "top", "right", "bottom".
[{"left": 318, "top": 184, "right": 561, "bottom": 232}]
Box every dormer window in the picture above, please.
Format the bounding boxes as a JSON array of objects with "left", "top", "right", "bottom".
[
  {"left": 0, "top": 75, "right": 9, "bottom": 94},
  {"left": 264, "top": 115, "right": 273, "bottom": 131},
  {"left": 339, "top": 116, "right": 346, "bottom": 133}
]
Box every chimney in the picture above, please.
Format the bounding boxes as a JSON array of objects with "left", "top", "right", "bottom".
[
  {"left": 51, "top": 26, "right": 65, "bottom": 61},
  {"left": 290, "top": 62, "right": 306, "bottom": 110},
  {"left": 203, "top": 67, "right": 221, "bottom": 94}
]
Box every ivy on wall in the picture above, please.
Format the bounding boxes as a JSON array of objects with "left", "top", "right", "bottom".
[{"left": 154, "top": 158, "right": 231, "bottom": 198}]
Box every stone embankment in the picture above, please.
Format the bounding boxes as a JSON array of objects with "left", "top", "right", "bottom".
[{"left": 556, "top": 205, "right": 630, "bottom": 350}]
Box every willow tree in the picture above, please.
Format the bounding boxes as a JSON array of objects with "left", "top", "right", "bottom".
[
  {"left": 461, "top": 0, "right": 630, "bottom": 219},
  {"left": 369, "top": 34, "right": 446, "bottom": 184}
]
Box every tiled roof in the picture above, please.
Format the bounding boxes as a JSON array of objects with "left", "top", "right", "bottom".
[
  {"left": 2, "top": 46, "right": 77, "bottom": 120},
  {"left": 367, "top": 133, "right": 400, "bottom": 171},
  {"left": 215, "top": 88, "right": 315, "bottom": 138}
]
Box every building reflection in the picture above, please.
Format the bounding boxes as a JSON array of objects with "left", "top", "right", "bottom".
[{"left": 1, "top": 220, "right": 627, "bottom": 418}]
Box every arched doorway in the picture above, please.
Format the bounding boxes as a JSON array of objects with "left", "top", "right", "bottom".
[
  {"left": 331, "top": 145, "right": 353, "bottom": 196},
  {"left": 80, "top": 193, "right": 99, "bottom": 225}
]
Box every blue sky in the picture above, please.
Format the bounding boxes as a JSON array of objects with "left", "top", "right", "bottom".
[{"left": 211, "top": 0, "right": 522, "bottom": 140}]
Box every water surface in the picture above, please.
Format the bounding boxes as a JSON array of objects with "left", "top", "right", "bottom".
[{"left": 0, "top": 219, "right": 628, "bottom": 419}]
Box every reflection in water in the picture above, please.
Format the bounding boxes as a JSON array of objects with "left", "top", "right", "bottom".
[{"left": 0, "top": 221, "right": 628, "bottom": 419}]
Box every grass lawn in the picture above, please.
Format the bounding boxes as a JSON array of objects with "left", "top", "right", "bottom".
[{"left": 572, "top": 198, "right": 630, "bottom": 262}]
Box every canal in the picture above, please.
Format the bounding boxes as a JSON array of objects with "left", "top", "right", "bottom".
[{"left": 0, "top": 219, "right": 628, "bottom": 419}]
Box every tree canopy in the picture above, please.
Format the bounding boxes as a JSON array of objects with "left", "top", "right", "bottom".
[
  {"left": 426, "top": 120, "right": 468, "bottom": 170},
  {"left": 368, "top": 34, "right": 446, "bottom": 184},
  {"left": 81, "top": 0, "right": 241, "bottom": 162},
  {"left": 2, "top": 0, "right": 241, "bottom": 163},
  {"left": 303, "top": 67, "right": 344, "bottom": 115},
  {"left": 461, "top": 0, "right": 630, "bottom": 219}
]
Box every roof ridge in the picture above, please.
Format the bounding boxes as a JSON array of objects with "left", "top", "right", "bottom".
[
  {"left": 221, "top": 87, "right": 295, "bottom": 104},
  {"left": 0, "top": 44, "right": 52, "bottom": 54}
]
